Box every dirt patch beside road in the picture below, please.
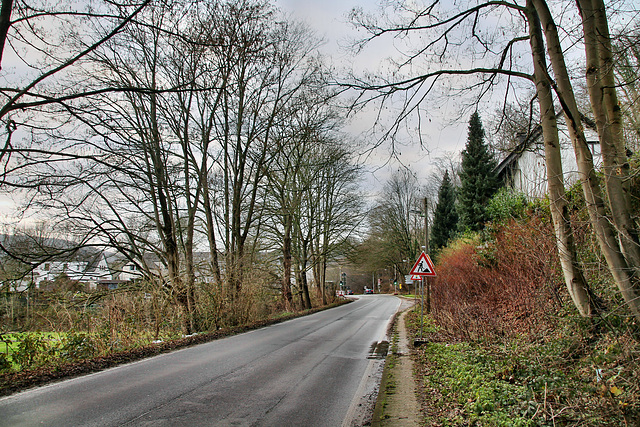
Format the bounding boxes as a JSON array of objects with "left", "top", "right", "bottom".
[{"left": 372, "top": 299, "right": 422, "bottom": 426}]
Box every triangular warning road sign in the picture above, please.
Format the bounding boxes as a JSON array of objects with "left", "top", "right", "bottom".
[{"left": 409, "top": 252, "right": 437, "bottom": 277}]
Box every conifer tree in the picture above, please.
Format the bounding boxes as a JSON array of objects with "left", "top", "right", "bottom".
[
  {"left": 457, "top": 112, "right": 498, "bottom": 231},
  {"left": 430, "top": 170, "right": 458, "bottom": 251}
]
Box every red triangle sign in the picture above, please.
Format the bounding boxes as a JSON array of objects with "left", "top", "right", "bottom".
[{"left": 409, "top": 252, "right": 436, "bottom": 277}]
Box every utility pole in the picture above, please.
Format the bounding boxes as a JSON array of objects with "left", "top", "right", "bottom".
[
  {"left": 423, "top": 196, "right": 430, "bottom": 313},
  {"left": 413, "top": 196, "right": 431, "bottom": 346}
]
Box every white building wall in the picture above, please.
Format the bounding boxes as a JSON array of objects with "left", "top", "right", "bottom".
[
  {"left": 511, "top": 126, "right": 601, "bottom": 198},
  {"left": 118, "top": 262, "right": 144, "bottom": 281}
]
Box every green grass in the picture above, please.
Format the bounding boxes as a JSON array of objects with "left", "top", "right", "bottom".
[{"left": 0, "top": 332, "right": 66, "bottom": 355}]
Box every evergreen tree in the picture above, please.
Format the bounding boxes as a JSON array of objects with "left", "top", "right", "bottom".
[
  {"left": 430, "top": 170, "right": 458, "bottom": 251},
  {"left": 457, "top": 112, "right": 498, "bottom": 231}
]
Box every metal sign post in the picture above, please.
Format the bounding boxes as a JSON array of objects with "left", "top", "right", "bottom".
[
  {"left": 409, "top": 251, "right": 436, "bottom": 345},
  {"left": 420, "top": 276, "right": 425, "bottom": 340}
]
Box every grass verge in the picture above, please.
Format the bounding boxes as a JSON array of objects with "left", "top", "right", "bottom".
[{"left": 406, "top": 309, "right": 640, "bottom": 426}]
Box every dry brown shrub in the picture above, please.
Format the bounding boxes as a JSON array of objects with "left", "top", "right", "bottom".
[{"left": 432, "top": 213, "right": 565, "bottom": 340}]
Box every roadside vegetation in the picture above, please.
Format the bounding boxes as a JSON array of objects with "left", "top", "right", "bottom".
[
  {"left": 406, "top": 185, "right": 640, "bottom": 426},
  {"left": 0, "top": 277, "right": 346, "bottom": 395},
  {"left": 0, "top": 291, "right": 348, "bottom": 396}
]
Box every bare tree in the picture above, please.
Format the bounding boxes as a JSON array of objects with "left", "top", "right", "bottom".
[
  {"left": 530, "top": 0, "right": 640, "bottom": 318},
  {"left": 264, "top": 124, "right": 363, "bottom": 309},
  {"left": 346, "top": 1, "right": 639, "bottom": 318},
  {"left": 359, "top": 169, "right": 423, "bottom": 279},
  {"left": 200, "top": 2, "right": 329, "bottom": 306},
  {"left": 306, "top": 143, "right": 364, "bottom": 305},
  {"left": 526, "top": 1, "right": 596, "bottom": 316}
]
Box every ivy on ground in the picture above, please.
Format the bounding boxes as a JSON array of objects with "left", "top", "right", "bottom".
[{"left": 408, "top": 310, "right": 639, "bottom": 426}]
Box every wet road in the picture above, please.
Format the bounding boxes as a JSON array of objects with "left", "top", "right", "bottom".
[{"left": 0, "top": 295, "right": 400, "bottom": 426}]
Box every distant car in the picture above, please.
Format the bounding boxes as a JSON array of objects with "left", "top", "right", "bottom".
[
  {"left": 364, "top": 288, "right": 373, "bottom": 294},
  {"left": 346, "top": 289, "right": 353, "bottom": 295}
]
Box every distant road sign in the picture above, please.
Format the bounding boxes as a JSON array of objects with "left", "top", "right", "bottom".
[{"left": 409, "top": 252, "right": 437, "bottom": 277}]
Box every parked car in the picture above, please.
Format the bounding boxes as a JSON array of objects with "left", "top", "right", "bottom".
[{"left": 364, "top": 287, "right": 373, "bottom": 294}]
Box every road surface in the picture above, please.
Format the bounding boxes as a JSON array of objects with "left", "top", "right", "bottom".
[{"left": 0, "top": 295, "right": 400, "bottom": 426}]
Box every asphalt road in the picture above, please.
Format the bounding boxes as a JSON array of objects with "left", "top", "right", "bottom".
[{"left": 0, "top": 294, "right": 400, "bottom": 426}]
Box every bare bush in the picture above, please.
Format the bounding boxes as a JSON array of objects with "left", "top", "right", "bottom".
[{"left": 431, "top": 212, "right": 565, "bottom": 340}]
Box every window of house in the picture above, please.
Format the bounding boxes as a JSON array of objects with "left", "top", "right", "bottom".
[{"left": 44, "top": 263, "right": 50, "bottom": 271}]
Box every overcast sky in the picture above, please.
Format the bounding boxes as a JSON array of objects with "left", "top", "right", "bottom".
[
  {"left": 0, "top": 1, "right": 483, "bottom": 222},
  {"left": 271, "top": 1, "right": 640, "bottom": 199},
  {"left": 274, "top": 0, "right": 469, "bottom": 196}
]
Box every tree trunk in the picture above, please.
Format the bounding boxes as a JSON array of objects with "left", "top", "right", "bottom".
[
  {"left": 282, "top": 213, "right": 293, "bottom": 308},
  {"left": 321, "top": 261, "right": 328, "bottom": 305},
  {"left": 148, "top": 89, "right": 193, "bottom": 334},
  {"left": 527, "top": 1, "right": 596, "bottom": 316},
  {"left": 577, "top": 0, "right": 640, "bottom": 273},
  {"left": 300, "top": 236, "right": 312, "bottom": 310},
  {"left": 533, "top": 0, "right": 640, "bottom": 319},
  {"left": 183, "top": 207, "right": 198, "bottom": 333},
  {"left": 203, "top": 178, "right": 222, "bottom": 285},
  {"left": 295, "top": 266, "right": 304, "bottom": 309},
  {"left": 0, "top": 0, "right": 13, "bottom": 68}
]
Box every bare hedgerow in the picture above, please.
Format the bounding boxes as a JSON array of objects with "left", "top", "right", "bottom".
[{"left": 431, "top": 212, "right": 564, "bottom": 340}]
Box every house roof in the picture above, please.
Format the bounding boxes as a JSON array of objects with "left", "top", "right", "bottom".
[{"left": 495, "top": 126, "right": 544, "bottom": 184}]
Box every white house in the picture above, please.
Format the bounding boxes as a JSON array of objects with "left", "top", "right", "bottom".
[
  {"left": 31, "top": 250, "right": 113, "bottom": 291},
  {"left": 117, "top": 258, "right": 149, "bottom": 282},
  {"left": 496, "top": 119, "right": 601, "bottom": 198},
  {"left": 5, "top": 246, "right": 224, "bottom": 292}
]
